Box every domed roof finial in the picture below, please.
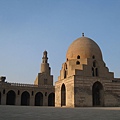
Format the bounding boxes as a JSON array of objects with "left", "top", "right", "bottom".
[{"left": 82, "top": 33, "right": 84, "bottom": 37}]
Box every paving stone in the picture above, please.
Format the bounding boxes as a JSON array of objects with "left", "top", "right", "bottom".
[{"left": 0, "top": 106, "right": 120, "bottom": 120}]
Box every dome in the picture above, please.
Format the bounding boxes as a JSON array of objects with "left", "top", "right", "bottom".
[{"left": 66, "top": 35, "right": 103, "bottom": 60}]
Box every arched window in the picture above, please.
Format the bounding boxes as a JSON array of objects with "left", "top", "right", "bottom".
[
  {"left": 96, "top": 68, "right": 98, "bottom": 76},
  {"left": 93, "top": 61, "right": 96, "bottom": 67},
  {"left": 92, "top": 55, "right": 95, "bottom": 59},
  {"left": 64, "top": 70, "right": 67, "bottom": 78},
  {"left": 92, "top": 61, "right": 98, "bottom": 77},
  {"left": 61, "top": 84, "right": 66, "bottom": 106},
  {"left": 77, "top": 55, "right": 80, "bottom": 59},
  {"left": 76, "top": 61, "right": 80, "bottom": 65},
  {"left": 64, "top": 63, "right": 67, "bottom": 78},
  {"left": 65, "top": 63, "right": 67, "bottom": 69},
  {"left": 92, "top": 67, "right": 94, "bottom": 76}
]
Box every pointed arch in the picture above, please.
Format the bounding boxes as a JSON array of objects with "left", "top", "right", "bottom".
[
  {"left": 92, "top": 67, "right": 94, "bottom": 76},
  {"left": 21, "top": 91, "right": 30, "bottom": 106},
  {"left": 96, "top": 68, "right": 98, "bottom": 76},
  {"left": 35, "top": 92, "right": 43, "bottom": 106},
  {"left": 64, "top": 63, "right": 67, "bottom": 78},
  {"left": 6, "top": 90, "right": 16, "bottom": 105},
  {"left": 61, "top": 84, "right": 66, "bottom": 106},
  {"left": 76, "top": 61, "right": 80, "bottom": 65},
  {"left": 93, "top": 60, "right": 96, "bottom": 67},
  {"left": 92, "top": 81, "right": 104, "bottom": 106},
  {"left": 48, "top": 92, "right": 55, "bottom": 106},
  {"left": 64, "top": 63, "right": 67, "bottom": 69},
  {"left": 92, "top": 60, "right": 99, "bottom": 77},
  {"left": 77, "top": 55, "right": 80, "bottom": 59},
  {"left": 92, "top": 55, "right": 95, "bottom": 59}
]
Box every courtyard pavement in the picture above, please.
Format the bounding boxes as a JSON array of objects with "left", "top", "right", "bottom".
[{"left": 0, "top": 105, "right": 120, "bottom": 120}]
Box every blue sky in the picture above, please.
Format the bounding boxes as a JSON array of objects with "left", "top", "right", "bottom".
[{"left": 0, "top": 0, "right": 120, "bottom": 84}]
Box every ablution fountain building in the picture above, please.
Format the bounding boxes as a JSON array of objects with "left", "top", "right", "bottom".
[{"left": 1, "top": 33, "right": 120, "bottom": 107}]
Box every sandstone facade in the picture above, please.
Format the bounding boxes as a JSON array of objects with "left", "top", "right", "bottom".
[
  {"left": 0, "top": 51, "right": 55, "bottom": 106},
  {"left": 55, "top": 34, "right": 120, "bottom": 107},
  {"left": 1, "top": 34, "right": 120, "bottom": 107}
]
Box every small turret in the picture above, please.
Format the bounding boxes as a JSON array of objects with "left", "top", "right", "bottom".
[{"left": 42, "top": 50, "right": 48, "bottom": 63}]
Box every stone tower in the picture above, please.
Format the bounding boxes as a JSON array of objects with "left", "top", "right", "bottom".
[{"left": 34, "top": 51, "right": 53, "bottom": 85}]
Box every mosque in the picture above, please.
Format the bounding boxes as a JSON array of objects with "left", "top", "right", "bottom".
[{"left": 0, "top": 33, "right": 120, "bottom": 107}]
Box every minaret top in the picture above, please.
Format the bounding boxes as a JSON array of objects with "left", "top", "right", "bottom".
[{"left": 42, "top": 50, "right": 48, "bottom": 63}]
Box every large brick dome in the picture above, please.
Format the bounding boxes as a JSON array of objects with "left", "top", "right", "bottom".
[{"left": 66, "top": 35, "right": 103, "bottom": 60}]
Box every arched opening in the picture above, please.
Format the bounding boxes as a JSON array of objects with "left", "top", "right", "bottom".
[
  {"left": 92, "top": 61, "right": 99, "bottom": 77},
  {"left": 77, "top": 55, "right": 80, "bottom": 59},
  {"left": 64, "top": 63, "right": 67, "bottom": 78},
  {"left": 64, "top": 70, "right": 67, "bottom": 78},
  {"left": 92, "top": 67, "right": 94, "bottom": 76},
  {"left": 21, "top": 91, "right": 30, "bottom": 106},
  {"left": 0, "top": 92, "right": 1, "bottom": 105},
  {"left": 35, "top": 92, "right": 43, "bottom": 106},
  {"left": 76, "top": 61, "right": 80, "bottom": 65},
  {"left": 61, "top": 84, "right": 66, "bottom": 106},
  {"left": 48, "top": 93, "right": 55, "bottom": 106},
  {"left": 93, "top": 61, "right": 96, "bottom": 67},
  {"left": 96, "top": 68, "right": 98, "bottom": 76},
  {"left": 92, "top": 81, "right": 104, "bottom": 106},
  {"left": 92, "top": 55, "right": 95, "bottom": 59},
  {"left": 6, "top": 90, "right": 16, "bottom": 105}
]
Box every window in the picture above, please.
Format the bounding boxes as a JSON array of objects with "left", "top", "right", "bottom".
[
  {"left": 92, "top": 61, "right": 98, "bottom": 77},
  {"left": 93, "top": 61, "right": 96, "bottom": 67},
  {"left": 77, "top": 55, "right": 80, "bottom": 59},
  {"left": 96, "top": 68, "right": 98, "bottom": 76},
  {"left": 64, "top": 63, "right": 67, "bottom": 69},
  {"left": 76, "top": 61, "right": 80, "bottom": 65},
  {"left": 92, "top": 55, "right": 95, "bottom": 59},
  {"left": 64, "top": 63, "right": 67, "bottom": 79},
  {"left": 92, "top": 67, "right": 94, "bottom": 76},
  {"left": 64, "top": 70, "right": 67, "bottom": 78}
]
